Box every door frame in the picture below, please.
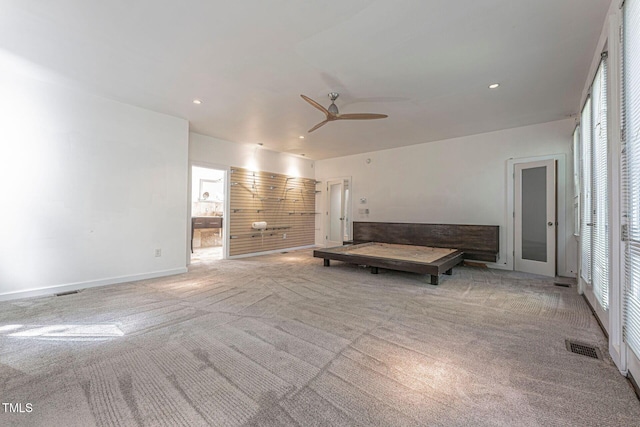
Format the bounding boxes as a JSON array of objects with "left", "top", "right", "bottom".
[
  {"left": 324, "top": 176, "right": 352, "bottom": 247},
  {"left": 187, "top": 161, "right": 230, "bottom": 265},
  {"left": 514, "top": 159, "right": 557, "bottom": 277},
  {"left": 506, "top": 154, "right": 570, "bottom": 276}
]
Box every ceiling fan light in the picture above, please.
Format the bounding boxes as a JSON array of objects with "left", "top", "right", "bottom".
[{"left": 328, "top": 103, "right": 339, "bottom": 114}]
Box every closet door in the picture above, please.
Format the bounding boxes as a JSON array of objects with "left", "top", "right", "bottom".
[{"left": 514, "top": 159, "right": 556, "bottom": 277}]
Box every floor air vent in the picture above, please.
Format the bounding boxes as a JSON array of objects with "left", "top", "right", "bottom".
[
  {"left": 554, "top": 276, "right": 576, "bottom": 287},
  {"left": 565, "top": 340, "right": 602, "bottom": 360},
  {"left": 55, "top": 290, "right": 80, "bottom": 297}
]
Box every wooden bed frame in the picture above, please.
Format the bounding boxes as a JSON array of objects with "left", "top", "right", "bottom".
[{"left": 313, "top": 222, "right": 499, "bottom": 285}]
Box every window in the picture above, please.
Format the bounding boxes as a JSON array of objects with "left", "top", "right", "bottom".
[
  {"left": 623, "top": 0, "right": 640, "bottom": 356},
  {"left": 591, "top": 56, "right": 609, "bottom": 310},
  {"left": 578, "top": 54, "right": 609, "bottom": 310},
  {"left": 580, "top": 98, "right": 592, "bottom": 284},
  {"left": 573, "top": 126, "right": 580, "bottom": 236}
]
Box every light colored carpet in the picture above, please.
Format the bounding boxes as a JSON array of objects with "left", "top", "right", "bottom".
[{"left": 0, "top": 249, "right": 638, "bottom": 426}]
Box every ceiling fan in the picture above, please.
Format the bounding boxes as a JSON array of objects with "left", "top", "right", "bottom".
[{"left": 300, "top": 92, "right": 388, "bottom": 133}]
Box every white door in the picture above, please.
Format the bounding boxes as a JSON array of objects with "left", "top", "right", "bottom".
[
  {"left": 515, "top": 159, "right": 556, "bottom": 276},
  {"left": 326, "top": 180, "right": 345, "bottom": 247}
]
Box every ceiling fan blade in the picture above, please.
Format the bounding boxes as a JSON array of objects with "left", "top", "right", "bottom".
[
  {"left": 337, "top": 113, "right": 388, "bottom": 120},
  {"left": 308, "top": 120, "right": 329, "bottom": 133},
  {"left": 300, "top": 95, "right": 329, "bottom": 116}
]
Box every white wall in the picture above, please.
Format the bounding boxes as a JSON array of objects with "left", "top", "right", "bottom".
[
  {"left": 0, "top": 50, "right": 189, "bottom": 300},
  {"left": 189, "top": 132, "right": 314, "bottom": 178},
  {"left": 315, "top": 119, "right": 577, "bottom": 277}
]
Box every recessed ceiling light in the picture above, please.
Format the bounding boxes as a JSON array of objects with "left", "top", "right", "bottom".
[
  {"left": 192, "top": 99, "right": 203, "bottom": 104},
  {"left": 488, "top": 83, "right": 500, "bottom": 89},
  {"left": 299, "top": 135, "right": 305, "bottom": 139}
]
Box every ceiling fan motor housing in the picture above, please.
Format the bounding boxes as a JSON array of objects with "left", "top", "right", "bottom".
[{"left": 328, "top": 92, "right": 340, "bottom": 114}]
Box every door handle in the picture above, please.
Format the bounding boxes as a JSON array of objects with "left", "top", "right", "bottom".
[
  {"left": 547, "top": 222, "right": 553, "bottom": 227},
  {"left": 339, "top": 217, "right": 344, "bottom": 220}
]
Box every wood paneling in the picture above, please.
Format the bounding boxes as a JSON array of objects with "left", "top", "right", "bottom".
[
  {"left": 229, "top": 167, "right": 318, "bottom": 256},
  {"left": 353, "top": 222, "right": 499, "bottom": 262}
]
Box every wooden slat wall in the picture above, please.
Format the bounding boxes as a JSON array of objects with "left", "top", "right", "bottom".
[
  {"left": 229, "top": 167, "right": 318, "bottom": 256},
  {"left": 353, "top": 222, "right": 500, "bottom": 262}
]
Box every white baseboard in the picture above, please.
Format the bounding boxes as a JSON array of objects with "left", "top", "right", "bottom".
[
  {"left": 0, "top": 267, "right": 188, "bottom": 302},
  {"left": 228, "top": 245, "right": 318, "bottom": 259},
  {"left": 484, "top": 262, "right": 510, "bottom": 271}
]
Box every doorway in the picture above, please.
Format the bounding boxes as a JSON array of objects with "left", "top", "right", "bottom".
[
  {"left": 514, "top": 159, "right": 557, "bottom": 276},
  {"left": 190, "top": 165, "right": 225, "bottom": 262},
  {"left": 325, "top": 177, "right": 352, "bottom": 247}
]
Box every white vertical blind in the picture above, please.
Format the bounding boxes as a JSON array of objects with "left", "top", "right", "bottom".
[
  {"left": 623, "top": 0, "right": 640, "bottom": 356},
  {"left": 592, "top": 58, "right": 609, "bottom": 310},
  {"left": 580, "top": 98, "right": 593, "bottom": 283},
  {"left": 573, "top": 126, "right": 581, "bottom": 236}
]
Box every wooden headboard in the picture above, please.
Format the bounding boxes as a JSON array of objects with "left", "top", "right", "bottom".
[{"left": 352, "top": 222, "right": 499, "bottom": 262}]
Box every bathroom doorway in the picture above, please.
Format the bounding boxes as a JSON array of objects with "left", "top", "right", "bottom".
[
  {"left": 325, "top": 176, "right": 352, "bottom": 247},
  {"left": 190, "top": 165, "right": 226, "bottom": 262}
]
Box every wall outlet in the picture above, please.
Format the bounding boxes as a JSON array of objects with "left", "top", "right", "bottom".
[
  {"left": 155, "top": 249, "right": 162, "bottom": 257},
  {"left": 282, "top": 233, "right": 287, "bottom": 239}
]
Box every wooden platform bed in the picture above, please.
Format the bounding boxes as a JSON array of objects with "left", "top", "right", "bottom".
[{"left": 313, "top": 222, "right": 499, "bottom": 285}]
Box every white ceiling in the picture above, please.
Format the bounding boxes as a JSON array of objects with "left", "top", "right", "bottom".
[{"left": 0, "top": 0, "right": 609, "bottom": 160}]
